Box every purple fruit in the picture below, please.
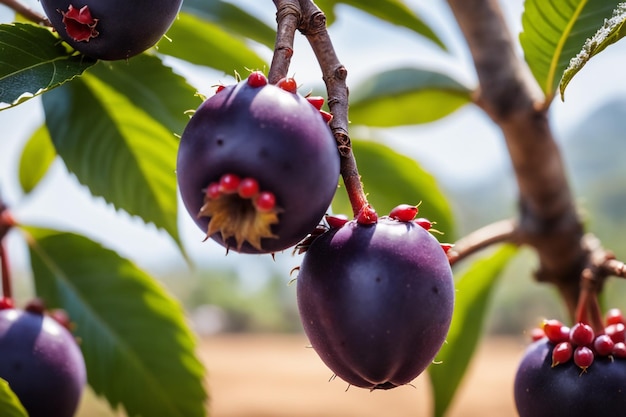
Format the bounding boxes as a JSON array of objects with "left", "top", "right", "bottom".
[
  {"left": 0, "top": 309, "right": 86, "bottom": 417},
  {"left": 177, "top": 73, "right": 340, "bottom": 254},
  {"left": 40, "top": 0, "right": 183, "bottom": 60},
  {"left": 296, "top": 217, "right": 454, "bottom": 389},
  {"left": 514, "top": 338, "right": 626, "bottom": 417}
]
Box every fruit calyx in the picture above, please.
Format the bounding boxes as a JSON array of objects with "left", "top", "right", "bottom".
[
  {"left": 198, "top": 173, "right": 282, "bottom": 252},
  {"left": 59, "top": 5, "right": 99, "bottom": 42}
]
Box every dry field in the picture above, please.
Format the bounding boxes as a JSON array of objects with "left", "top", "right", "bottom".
[{"left": 76, "top": 334, "right": 528, "bottom": 417}]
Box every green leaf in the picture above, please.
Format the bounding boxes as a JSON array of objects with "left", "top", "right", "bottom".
[
  {"left": 41, "top": 73, "right": 182, "bottom": 249},
  {"left": 331, "top": 139, "right": 455, "bottom": 237},
  {"left": 0, "top": 23, "right": 97, "bottom": 109},
  {"left": 348, "top": 67, "right": 472, "bottom": 126},
  {"left": 182, "top": 0, "right": 276, "bottom": 48},
  {"left": 520, "top": 0, "right": 621, "bottom": 101},
  {"left": 0, "top": 378, "right": 28, "bottom": 417},
  {"left": 23, "top": 227, "right": 207, "bottom": 417},
  {"left": 158, "top": 12, "right": 267, "bottom": 74},
  {"left": 18, "top": 125, "right": 56, "bottom": 194},
  {"left": 560, "top": 3, "right": 626, "bottom": 99},
  {"left": 314, "top": 0, "right": 445, "bottom": 50},
  {"left": 428, "top": 244, "right": 518, "bottom": 417}
]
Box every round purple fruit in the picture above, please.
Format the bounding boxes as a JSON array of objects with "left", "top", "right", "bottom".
[
  {"left": 40, "top": 0, "right": 183, "bottom": 60},
  {"left": 296, "top": 216, "right": 454, "bottom": 389},
  {"left": 177, "top": 72, "right": 340, "bottom": 254},
  {"left": 0, "top": 309, "right": 86, "bottom": 417},
  {"left": 514, "top": 338, "right": 626, "bottom": 417}
]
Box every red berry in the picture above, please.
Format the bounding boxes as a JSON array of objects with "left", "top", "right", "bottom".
[
  {"left": 276, "top": 77, "right": 298, "bottom": 93},
  {"left": 440, "top": 243, "right": 454, "bottom": 254},
  {"left": 605, "top": 322, "right": 626, "bottom": 343},
  {"left": 606, "top": 308, "right": 625, "bottom": 326},
  {"left": 543, "top": 319, "right": 569, "bottom": 344},
  {"left": 0, "top": 297, "right": 13, "bottom": 310},
  {"left": 530, "top": 327, "right": 545, "bottom": 342},
  {"left": 389, "top": 204, "right": 419, "bottom": 222},
  {"left": 551, "top": 341, "right": 573, "bottom": 367},
  {"left": 255, "top": 192, "right": 276, "bottom": 212},
  {"left": 593, "top": 334, "right": 615, "bottom": 356},
  {"left": 306, "top": 96, "right": 325, "bottom": 110},
  {"left": 24, "top": 298, "right": 46, "bottom": 315},
  {"left": 326, "top": 215, "right": 349, "bottom": 229},
  {"left": 247, "top": 71, "right": 268, "bottom": 88},
  {"left": 215, "top": 84, "right": 226, "bottom": 94},
  {"left": 569, "top": 322, "right": 594, "bottom": 346},
  {"left": 612, "top": 342, "right": 626, "bottom": 358},
  {"left": 319, "top": 110, "right": 333, "bottom": 123},
  {"left": 205, "top": 182, "right": 221, "bottom": 200},
  {"left": 573, "top": 346, "right": 594, "bottom": 371},
  {"left": 414, "top": 218, "right": 432, "bottom": 231},
  {"left": 219, "top": 173, "right": 241, "bottom": 194},
  {"left": 356, "top": 205, "right": 378, "bottom": 225},
  {"left": 237, "top": 178, "right": 259, "bottom": 199}
]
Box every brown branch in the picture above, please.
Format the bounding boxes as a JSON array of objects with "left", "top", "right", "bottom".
[
  {"left": 447, "top": 0, "right": 587, "bottom": 318},
  {"left": 296, "top": 0, "right": 371, "bottom": 218},
  {"left": 269, "top": 0, "right": 301, "bottom": 83},
  {"left": 447, "top": 218, "right": 518, "bottom": 266},
  {"left": 0, "top": 0, "right": 50, "bottom": 25}
]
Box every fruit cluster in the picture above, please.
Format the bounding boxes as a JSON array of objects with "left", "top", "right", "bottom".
[
  {"left": 515, "top": 309, "right": 626, "bottom": 417},
  {"left": 296, "top": 204, "right": 454, "bottom": 390},
  {"left": 177, "top": 71, "right": 340, "bottom": 254}
]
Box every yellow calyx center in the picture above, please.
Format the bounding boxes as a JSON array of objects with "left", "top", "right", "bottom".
[{"left": 198, "top": 193, "right": 280, "bottom": 251}]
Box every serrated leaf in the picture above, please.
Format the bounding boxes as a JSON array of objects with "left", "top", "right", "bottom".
[
  {"left": 0, "top": 378, "right": 28, "bottom": 417},
  {"left": 0, "top": 23, "right": 97, "bottom": 110},
  {"left": 18, "top": 125, "right": 57, "bottom": 194},
  {"left": 182, "top": 0, "right": 275, "bottom": 48},
  {"left": 158, "top": 12, "right": 267, "bottom": 74},
  {"left": 428, "top": 244, "right": 518, "bottom": 417},
  {"left": 520, "top": 0, "right": 621, "bottom": 101},
  {"left": 560, "top": 3, "right": 626, "bottom": 99},
  {"left": 41, "top": 73, "right": 182, "bottom": 249},
  {"left": 331, "top": 139, "right": 455, "bottom": 237},
  {"left": 314, "top": 0, "right": 445, "bottom": 50},
  {"left": 349, "top": 67, "right": 472, "bottom": 126},
  {"left": 22, "top": 227, "right": 207, "bottom": 417}
]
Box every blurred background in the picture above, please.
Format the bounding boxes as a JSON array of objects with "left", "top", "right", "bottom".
[{"left": 2, "top": 0, "right": 626, "bottom": 416}]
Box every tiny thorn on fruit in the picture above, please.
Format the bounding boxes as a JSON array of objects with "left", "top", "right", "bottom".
[
  {"left": 59, "top": 5, "right": 99, "bottom": 42},
  {"left": 276, "top": 77, "right": 298, "bottom": 93},
  {"left": 319, "top": 110, "right": 333, "bottom": 123},
  {"left": 247, "top": 71, "right": 268, "bottom": 88},
  {"left": 389, "top": 203, "right": 420, "bottom": 222},
  {"left": 414, "top": 218, "right": 432, "bottom": 231},
  {"left": 440, "top": 243, "right": 454, "bottom": 253},
  {"left": 326, "top": 214, "right": 349, "bottom": 229},
  {"left": 356, "top": 205, "right": 378, "bottom": 225},
  {"left": 306, "top": 96, "right": 325, "bottom": 110},
  {"left": 215, "top": 84, "right": 226, "bottom": 93}
]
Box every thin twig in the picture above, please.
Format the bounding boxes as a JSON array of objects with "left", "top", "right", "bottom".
[
  {"left": 269, "top": 0, "right": 300, "bottom": 83},
  {"left": 296, "top": 0, "right": 372, "bottom": 218},
  {"left": 447, "top": 218, "right": 518, "bottom": 266},
  {"left": 0, "top": 0, "right": 50, "bottom": 25}
]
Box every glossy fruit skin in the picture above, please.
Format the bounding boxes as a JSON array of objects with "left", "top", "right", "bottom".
[
  {"left": 297, "top": 217, "right": 454, "bottom": 389},
  {"left": 40, "top": 0, "right": 182, "bottom": 60},
  {"left": 177, "top": 80, "right": 340, "bottom": 253},
  {"left": 0, "top": 309, "right": 86, "bottom": 417},
  {"left": 514, "top": 338, "right": 626, "bottom": 417}
]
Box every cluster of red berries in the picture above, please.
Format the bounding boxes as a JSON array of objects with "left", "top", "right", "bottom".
[
  {"left": 532, "top": 308, "right": 626, "bottom": 372},
  {"left": 204, "top": 173, "right": 277, "bottom": 213}
]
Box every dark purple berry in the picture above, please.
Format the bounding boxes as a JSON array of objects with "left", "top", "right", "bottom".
[
  {"left": 515, "top": 338, "right": 626, "bottom": 417},
  {"left": 296, "top": 217, "right": 454, "bottom": 390},
  {"left": 0, "top": 309, "right": 86, "bottom": 417},
  {"left": 40, "top": 0, "right": 183, "bottom": 60},
  {"left": 177, "top": 75, "right": 340, "bottom": 253}
]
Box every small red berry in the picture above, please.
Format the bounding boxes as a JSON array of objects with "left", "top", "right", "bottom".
[
  {"left": 276, "top": 77, "right": 298, "bottom": 93},
  {"left": 255, "top": 192, "right": 276, "bottom": 212},
  {"left": 593, "top": 334, "right": 615, "bottom": 356},
  {"left": 606, "top": 308, "right": 625, "bottom": 326},
  {"left": 0, "top": 297, "right": 13, "bottom": 310},
  {"left": 389, "top": 204, "right": 419, "bottom": 222},
  {"left": 612, "top": 342, "right": 626, "bottom": 358},
  {"left": 247, "top": 71, "right": 268, "bottom": 88},
  {"left": 356, "top": 205, "right": 378, "bottom": 225},
  {"left": 606, "top": 322, "right": 626, "bottom": 343},
  {"left": 215, "top": 84, "right": 226, "bottom": 93},
  {"left": 440, "top": 243, "right": 454, "bottom": 254},
  {"left": 414, "top": 218, "right": 432, "bottom": 231},
  {"left": 543, "top": 319, "right": 570, "bottom": 344},
  {"left": 551, "top": 341, "right": 573, "bottom": 367},
  {"left": 205, "top": 182, "right": 221, "bottom": 199},
  {"left": 319, "top": 110, "right": 333, "bottom": 123},
  {"left": 25, "top": 298, "right": 46, "bottom": 315},
  {"left": 326, "top": 215, "right": 349, "bottom": 229},
  {"left": 530, "top": 327, "right": 545, "bottom": 342},
  {"left": 570, "top": 322, "right": 594, "bottom": 346},
  {"left": 238, "top": 178, "right": 259, "bottom": 199},
  {"left": 306, "top": 96, "right": 325, "bottom": 110},
  {"left": 219, "top": 174, "right": 241, "bottom": 194},
  {"left": 573, "top": 346, "right": 594, "bottom": 372}
]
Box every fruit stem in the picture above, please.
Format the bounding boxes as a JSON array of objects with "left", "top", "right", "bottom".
[
  {"left": 0, "top": 240, "right": 11, "bottom": 300},
  {"left": 574, "top": 268, "right": 604, "bottom": 333},
  {"left": 269, "top": 0, "right": 300, "bottom": 83},
  {"left": 296, "top": 0, "right": 373, "bottom": 218},
  {"left": 0, "top": 0, "right": 50, "bottom": 25}
]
